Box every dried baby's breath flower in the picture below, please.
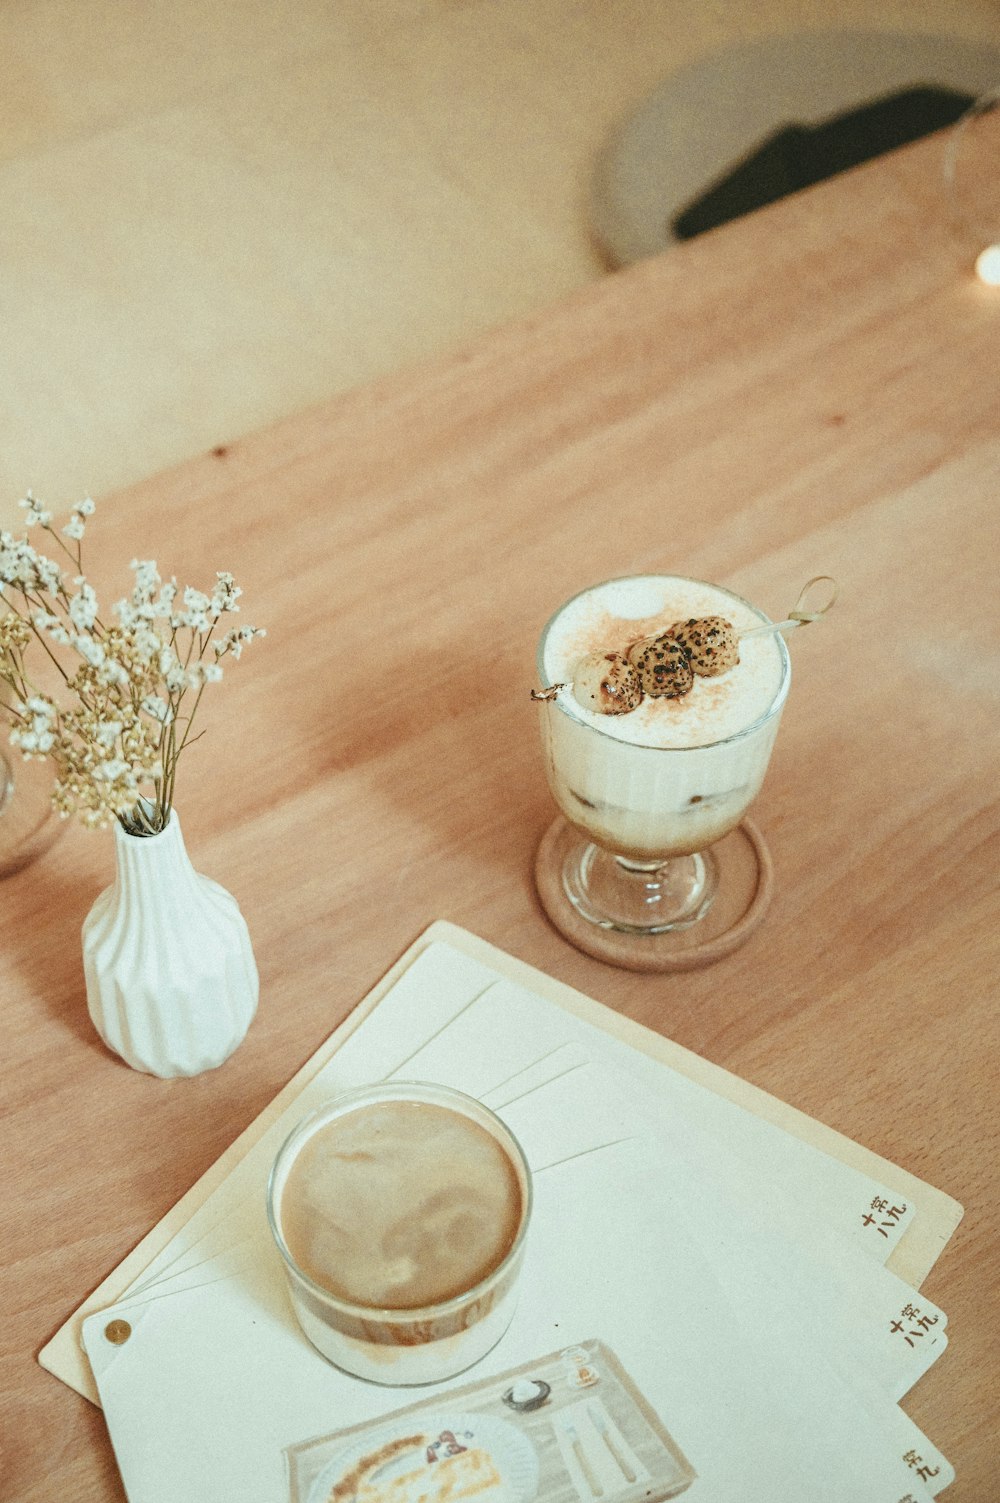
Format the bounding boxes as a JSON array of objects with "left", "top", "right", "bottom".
[
  {"left": 0, "top": 612, "right": 31, "bottom": 651},
  {"left": 19, "top": 491, "right": 51, "bottom": 528},
  {"left": 0, "top": 496, "right": 265, "bottom": 834},
  {"left": 213, "top": 623, "right": 267, "bottom": 660}
]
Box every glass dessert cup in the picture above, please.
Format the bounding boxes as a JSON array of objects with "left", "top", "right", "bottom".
[
  {"left": 266, "top": 1081, "right": 532, "bottom": 1386},
  {"left": 533, "top": 576, "right": 791, "bottom": 970},
  {"left": 0, "top": 742, "right": 64, "bottom": 878}
]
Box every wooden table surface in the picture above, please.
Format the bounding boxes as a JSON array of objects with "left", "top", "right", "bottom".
[{"left": 2, "top": 125, "right": 998, "bottom": 1500}]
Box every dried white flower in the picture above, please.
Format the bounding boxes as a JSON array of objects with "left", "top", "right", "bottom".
[
  {"left": 1, "top": 495, "right": 264, "bottom": 832},
  {"left": 18, "top": 492, "right": 52, "bottom": 528},
  {"left": 210, "top": 571, "right": 241, "bottom": 619},
  {"left": 74, "top": 635, "right": 105, "bottom": 667},
  {"left": 31, "top": 609, "right": 70, "bottom": 645},
  {"left": 130, "top": 559, "right": 161, "bottom": 605},
  {"left": 184, "top": 661, "right": 223, "bottom": 687},
  {"left": 179, "top": 586, "right": 211, "bottom": 632},
  {"left": 10, "top": 726, "right": 54, "bottom": 756},
  {"left": 91, "top": 758, "right": 130, "bottom": 783},
  {"left": 132, "top": 624, "right": 161, "bottom": 663},
  {"left": 95, "top": 658, "right": 130, "bottom": 689},
  {"left": 213, "top": 624, "right": 266, "bottom": 660},
  {"left": 68, "top": 581, "right": 98, "bottom": 631},
  {"left": 94, "top": 719, "right": 123, "bottom": 748},
  {"left": 0, "top": 533, "right": 62, "bottom": 592},
  {"left": 10, "top": 695, "right": 58, "bottom": 757},
  {"left": 152, "top": 580, "right": 177, "bottom": 619},
  {"left": 141, "top": 695, "right": 172, "bottom": 724}
]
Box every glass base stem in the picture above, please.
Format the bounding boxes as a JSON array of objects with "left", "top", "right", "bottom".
[{"left": 562, "top": 840, "right": 719, "bottom": 933}]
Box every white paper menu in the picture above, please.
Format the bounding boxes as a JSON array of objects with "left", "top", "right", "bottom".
[{"left": 40, "top": 924, "right": 963, "bottom": 1502}]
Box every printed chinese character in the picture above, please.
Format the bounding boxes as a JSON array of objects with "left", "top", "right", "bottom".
[
  {"left": 890, "top": 1306, "right": 941, "bottom": 1347},
  {"left": 877, "top": 1203, "right": 907, "bottom": 1235},
  {"left": 902, "top": 1450, "right": 940, "bottom": 1481}
]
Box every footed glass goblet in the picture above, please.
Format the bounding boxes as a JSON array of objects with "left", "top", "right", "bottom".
[{"left": 533, "top": 574, "right": 791, "bottom": 971}]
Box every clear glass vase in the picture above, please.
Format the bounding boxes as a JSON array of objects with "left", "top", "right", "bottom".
[
  {"left": 0, "top": 743, "right": 64, "bottom": 878},
  {"left": 0, "top": 661, "right": 64, "bottom": 878}
]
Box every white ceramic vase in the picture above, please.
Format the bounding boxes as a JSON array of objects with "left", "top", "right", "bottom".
[{"left": 82, "top": 810, "right": 259, "bottom": 1078}]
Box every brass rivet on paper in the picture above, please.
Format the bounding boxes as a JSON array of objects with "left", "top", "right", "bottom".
[{"left": 104, "top": 1319, "right": 132, "bottom": 1345}]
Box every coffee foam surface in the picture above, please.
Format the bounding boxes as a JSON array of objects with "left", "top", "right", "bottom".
[
  {"left": 280, "top": 1101, "right": 521, "bottom": 1310},
  {"left": 541, "top": 576, "right": 785, "bottom": 748}
]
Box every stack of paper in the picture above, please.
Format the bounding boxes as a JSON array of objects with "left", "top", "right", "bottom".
[{"left": 41, "top": 924, "right": 962, "bottom": 1503}]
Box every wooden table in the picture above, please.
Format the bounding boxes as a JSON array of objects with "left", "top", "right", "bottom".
[{"left": 2, "top": 125, "right": 997, "bottom": 1500}]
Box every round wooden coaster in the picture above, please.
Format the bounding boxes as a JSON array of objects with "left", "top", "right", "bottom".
[{"left": 533, "top": 817, "right": 773, "bottom": 973}]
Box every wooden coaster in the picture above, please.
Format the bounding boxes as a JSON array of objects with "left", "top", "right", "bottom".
[{"left": 533, "top": 817, "right": 773, "bottom": 972}]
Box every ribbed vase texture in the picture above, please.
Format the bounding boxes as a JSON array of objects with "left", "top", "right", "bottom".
[{"left": 82, "top": 812, "right": 259, "bottom": 1078}]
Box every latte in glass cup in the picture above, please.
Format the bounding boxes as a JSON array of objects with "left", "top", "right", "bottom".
[{"left": 267, "top": 1082, "right": 532, "bottom": 1385}]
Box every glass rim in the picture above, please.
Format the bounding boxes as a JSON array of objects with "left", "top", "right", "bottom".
[
  {"left": 535, "top": 573, "right": 791, "bottom": 751},
  {"left": 266, "top": 1080, "right": 533, "bottom": 1325},
  {"left": 942, "top": 87, "right": 1000, "bottom": 243}
]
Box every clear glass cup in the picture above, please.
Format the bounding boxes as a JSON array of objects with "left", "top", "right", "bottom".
[
  {"left": 266, "top": 1081, "right": 532, "bottom": 1386},
  {"left": 535, "top": 575, "right": 790, "bottom": 938},
  {"left": 943, "top": 88, "right": 1000, "bottom": 284},
  {"left": 0, "top": 742, "right": 63, "bottom": 878}
]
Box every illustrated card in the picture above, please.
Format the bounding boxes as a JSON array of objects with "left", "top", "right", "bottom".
[{"left": 285, "top": 1342, "right": 695, "bottom": 1503}]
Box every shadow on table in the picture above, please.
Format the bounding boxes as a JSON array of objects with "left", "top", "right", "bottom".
[{"left": 672, "top": 85, "right": 973, "bottom": 239}]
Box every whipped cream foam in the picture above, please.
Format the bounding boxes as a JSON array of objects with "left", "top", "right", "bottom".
[{"left": 540, "top": 575, "right": 786, "bottom": 748}]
